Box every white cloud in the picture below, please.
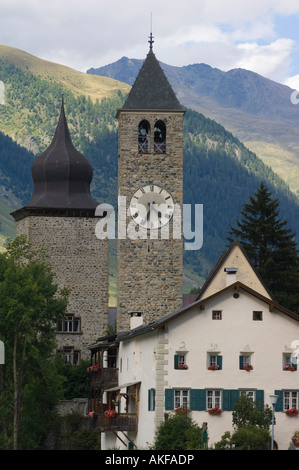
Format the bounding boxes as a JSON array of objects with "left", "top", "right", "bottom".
[
  {"left": 235, "top": 39, "right": 294, "bottom": 80},
  {"left": 0, "top": 0, "right": 299, "bottom": 85}
]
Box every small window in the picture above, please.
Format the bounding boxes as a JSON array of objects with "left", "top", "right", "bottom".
[
  {"left": 283, "top": 354, "right": 297, "bottom": 371},
  {"left": 63, "top": 347, "right": 80, "bottom": 365},
  {"left": 212, "top": 310, "right": 222, "bottom": 320},
  {"left": 154, "top": 120, "right": 166, "bottom": 153},
  {"left": 208, "top": 354, "right": 222, "bottom": 370},
  {"left": 138, "top": 120, "right": 150, "bottom": 153},
  {"left": 253, "top": 311, "right": 263, "bottom": 321},
  {"left": 239, "top": 355, "right": 253, "bottom": 371},
  {"left": 174, "top": 354, "right": 188, "bottom": 369},
  {"left": 58, "top": 314, "right": 81, "bottom": 333}
]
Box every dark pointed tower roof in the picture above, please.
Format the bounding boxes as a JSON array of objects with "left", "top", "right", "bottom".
[
  {"left": 121, "top": 38, "right": 183, "bottom": 111},
  {"left": 25, "top": 99, "right": 98, "bottom": 210}
]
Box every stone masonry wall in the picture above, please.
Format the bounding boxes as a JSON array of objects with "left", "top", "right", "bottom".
[
  {"left": 16, "top": 215, "right": 109, "bottom": 360},
  {"left": 117, "top": 111, "right": 184, "bottom": 331}
]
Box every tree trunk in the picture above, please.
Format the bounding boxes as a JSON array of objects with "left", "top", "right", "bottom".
[{"left": 13, "top": 333, "right": 18, "bottom": 450}]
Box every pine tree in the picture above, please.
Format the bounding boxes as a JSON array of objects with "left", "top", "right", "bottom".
[{"left": 228, "top": 182, "right": 299, "bottom": 313}]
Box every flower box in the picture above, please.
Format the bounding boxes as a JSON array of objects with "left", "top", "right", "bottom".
[
  {"left": 104, "top": 410, "right": 117, "bottom": 418},
  {"left": 87, "top": 364, "right": 99, "bottom": 372},
  {"left": 175, "top": 407, "right": 189, "bottom": 413},
  {"left": 243, "top": 364, "right": 253, "bottom": 371},
  {"left": 208, "top": 407, "right": 222, "bottom": 415},
  {"left": 208, "top": 365, "right": 219, "bottom": 370},
  {"left": 286, "top": 408, "right": 299, "bottom": 416},
  {"left": 178, "top": 364, "right": 188, "bottom": 370},
  {"left": 283, "top": 365, "right": 296, "bottom": 371}
]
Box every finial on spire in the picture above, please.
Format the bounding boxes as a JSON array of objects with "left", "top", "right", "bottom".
[
  {"left": 148, "top": 13, "right": 154, "bottom": 51},
  {"left": 148, "top": 31, "right": 154, "bottom": 51}
]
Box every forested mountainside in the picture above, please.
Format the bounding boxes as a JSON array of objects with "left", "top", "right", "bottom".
[
  {"left": 88, "top": 56, "right": 299, "bottom": 196},
  {"left": 1, "top": 47, "right": 299, "bottom": 287}
]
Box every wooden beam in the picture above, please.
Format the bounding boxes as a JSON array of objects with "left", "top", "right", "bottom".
[{"left": 112, "top": 430, "right": 127, "bottom": 447}]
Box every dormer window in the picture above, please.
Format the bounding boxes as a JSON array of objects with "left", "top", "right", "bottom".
[
  {"left": 138, "top": 120, "right": 150, "bottom": 153},
  {"left": 154, "top": 120, "right": 166, "bottom": 153}
]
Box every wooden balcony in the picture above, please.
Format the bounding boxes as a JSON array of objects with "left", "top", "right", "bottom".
[
  {"left": 95, "top": 413, "right": 137, "bottom": 432},
  {"left": 90, "top": 368, "right": 118, "bottom": 389}
]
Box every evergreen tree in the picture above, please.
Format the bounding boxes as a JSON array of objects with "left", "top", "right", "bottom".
[{"left": 228, "top": 182, "right": 299, "bottom": 313}]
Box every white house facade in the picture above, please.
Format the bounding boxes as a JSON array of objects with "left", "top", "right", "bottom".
[{"left": 89, "top": 242, "right": 299, "bottom": 450}]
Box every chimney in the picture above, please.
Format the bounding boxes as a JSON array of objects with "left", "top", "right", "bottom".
[
  {"left": 224, "top": 267, "right": 238, "bottom": 286},
  {"left": 130, "top": 312, "right": 143, "bottom": 330}
]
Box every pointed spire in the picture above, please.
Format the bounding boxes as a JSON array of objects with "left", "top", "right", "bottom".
[
  {"left": 26, "top": 98, "right": 99, "bottom": 210},
  {"left": 121, "top": 38, "right": 183, "bottom": 111}
]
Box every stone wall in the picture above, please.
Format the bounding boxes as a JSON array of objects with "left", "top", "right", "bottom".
[
  {"left": 117, "top": 110, "right": 184, "bottom": 331},
  {"left": 16, "top": 215, "right": 109, "bottom": 359}
]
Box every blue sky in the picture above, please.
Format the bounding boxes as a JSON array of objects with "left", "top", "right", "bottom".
[{"left": 1, "top": 0, "right": 299, "bottom": 89}]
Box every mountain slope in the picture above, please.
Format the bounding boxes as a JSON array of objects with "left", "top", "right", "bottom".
[
  {"left": 88, "top": 57, "right": 299, "bottom": 195},
  {"left": 1, "top": 45, "right": 299, "bottom": 293}
]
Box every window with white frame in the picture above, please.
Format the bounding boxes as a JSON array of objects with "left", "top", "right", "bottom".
[
  {"left": 178, "top": 355, "right": 186, "bottom": 365},
  {"left": 208, "top": 353, "right": 222, "bottom": 370},
  {"left": 206, "top": 390, "right": 221, "bottom": 410},
  {"left": 240, "top": 389, "right": 256, "bottom": 401},
  {"left": 210, "top": 355, "right": 217, "bottom": 367},
  {"left": 174, "top": 389, "right": 189, "bottom": 409},
  {"left": 284, "top": 391, "right": 299, "bottom": 411}
]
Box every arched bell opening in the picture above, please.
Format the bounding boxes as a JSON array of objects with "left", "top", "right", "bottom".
[
  {"left": 138, "top": 120, "right": 150, "bottom": 153},
  {"left": 154, "top": 120, "right": 166, "bottom": 153}
]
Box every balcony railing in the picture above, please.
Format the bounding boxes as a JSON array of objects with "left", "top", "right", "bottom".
[
  {"left": 90, "top": 368, "right": 118, "bottom": 389},
  {"left": 95, "top": 413, "right": 137, "bottom": 432}
]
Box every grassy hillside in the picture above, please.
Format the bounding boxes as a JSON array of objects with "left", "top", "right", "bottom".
[
  {"left": 0, "top": 45, "right": 130, "bottom": 102},
  {"left": 0, "top": 44, "right": 130, "bottom": 152}
]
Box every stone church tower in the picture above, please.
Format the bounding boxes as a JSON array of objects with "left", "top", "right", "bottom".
[
  {"left": 12, "top": 101, "right": 109, "bottom": 362},
  {"left": 116, "top": 38, "right": 185, "bottom": 331}
]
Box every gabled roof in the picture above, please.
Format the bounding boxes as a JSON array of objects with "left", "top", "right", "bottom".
[
  {"left": 120, "top": 48, "right": 184, "bottom": 111},
  {"left": 196, "top": 239, "right": 274, "bottom": 301}
]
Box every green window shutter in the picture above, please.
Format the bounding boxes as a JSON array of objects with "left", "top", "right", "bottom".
[
  {"left": 222, "top": 390, "right": 230, "bottom": 411},
  {"left": 190, "top": 389, "right": 206, "bottom": 410},
  {"left": 223, "top": 390, "right": 240, "bottom": 411},
  {"left": 239, "top": 356, "right": 244, "bottom": 369},
  {"left": 255, "top": 390, "right": 264, "bottom": 409},
  {"left": 274, "top": 390, "right": 284, "bottom": 412},
  {"left": 165, "top": 389, "right": 174, "bottom": 410},
  {"left": 174, "top": 355, "right": 179, "bottom": 369},
  {"left": 217, "top": 355, "right": 222, "bottom": 370}
]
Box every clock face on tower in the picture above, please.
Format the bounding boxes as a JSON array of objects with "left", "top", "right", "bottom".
[{"left": 130, "top": 184, "right": 174, "bottom": 229}]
